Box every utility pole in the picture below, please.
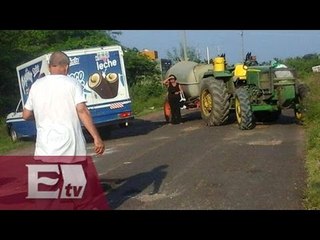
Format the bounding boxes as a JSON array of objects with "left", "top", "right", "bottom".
[
  {"left": 182, "top": 30, "right": 188, "bottom": 61},
  {"left": 241, "top": 30, "right": 244, "bottom": 61},
  {"left": 206, "top": 47, "right": 210, "bottom": 64}
]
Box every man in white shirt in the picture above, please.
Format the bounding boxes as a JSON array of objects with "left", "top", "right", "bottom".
[{"left": 23, "top": 51, "right": 105, "bottom": 162}]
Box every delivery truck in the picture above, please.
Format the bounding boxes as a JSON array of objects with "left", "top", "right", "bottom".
[{"left": 6, "top": 45, "right": 133, "bottom": 142}]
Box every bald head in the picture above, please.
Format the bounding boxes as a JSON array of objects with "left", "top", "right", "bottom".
[
  {"left": 49, "top": 51, "right": 70, "bottom": 66},
  {"left": 49, "top": 51, "right": 70, "bottom": 75}
]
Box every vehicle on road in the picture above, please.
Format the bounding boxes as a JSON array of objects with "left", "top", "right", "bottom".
[{"left": 6, "top": 45, "right": 133, "bottom": 142}]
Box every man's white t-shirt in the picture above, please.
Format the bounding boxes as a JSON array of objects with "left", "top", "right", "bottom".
[{"left": 24, "top": 75, "right": 87, "bottom": 160}]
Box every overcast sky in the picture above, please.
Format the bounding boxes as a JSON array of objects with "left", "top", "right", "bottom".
[{"left": 115, "top": 30, "right": 320, "bottom": 65}]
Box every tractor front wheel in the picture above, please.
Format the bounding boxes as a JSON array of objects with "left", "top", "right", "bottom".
[
  {"left": 294, "top": 108, "right": 304, "bottom": 125},
  {"left": 235, "top": 87, "right": 255, "bottom": 130}
]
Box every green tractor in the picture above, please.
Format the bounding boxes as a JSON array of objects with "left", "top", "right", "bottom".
[
  {"left": 234, "top": 65, "right": 307, "bottom": 129},
  {"left": 165, "top": 53, "right": 307, "bottom": 130}
]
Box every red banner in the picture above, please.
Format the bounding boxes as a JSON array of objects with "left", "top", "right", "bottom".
[{"left": 0, "top": 156, "right": 109, "bottom": 210}]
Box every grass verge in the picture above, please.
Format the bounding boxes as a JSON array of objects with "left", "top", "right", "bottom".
[
  {"left": 0, "top": 118, "right": 32, "bottom": 154},
  {"left": 302, "top": 73, "right": 320, "bottom": 209}
]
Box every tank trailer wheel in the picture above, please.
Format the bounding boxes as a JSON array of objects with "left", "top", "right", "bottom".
[
  {"left": 235, "top": 87, "right": 255, "bottom": 130},
  {"left": 163, "top": 98, "right": 171, "bottom": 123}
]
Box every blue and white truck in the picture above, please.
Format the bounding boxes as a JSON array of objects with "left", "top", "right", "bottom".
[{"left": 6, "top": 45, "right": 133, "bottom": 142}]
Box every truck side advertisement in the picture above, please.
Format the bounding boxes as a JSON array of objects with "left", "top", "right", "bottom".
[{"left": 6, "top": 45, "right": 133, "bottom": 142}]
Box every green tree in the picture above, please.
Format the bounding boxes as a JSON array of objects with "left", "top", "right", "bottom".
[
  {"left": 12, "top": 30, "right": 119, "bottom": 61},
  {"left": 0, "top": 30, "right": 162, "bottom": 117},
  {"left": 285, "top": 53, "right": 320, "bottom": 77},
  {"left": 0, "top": 30, "right": 118, "bottom": 115},
  {"left": 166, "top": 43, "right": 201, "bottom": 64},
  {"left": 302, "top": 53, "right": 318, "bottom": 60},
  {"left": 123, "top": 47, "right": 160, "bottom": 86},
  {"left": 121, "top": 47, "right": 164, "bottom": 115}
]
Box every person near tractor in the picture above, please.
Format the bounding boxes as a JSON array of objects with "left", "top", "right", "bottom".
[{"left": 163, "top": 74, "right": 184, "bottom": 124}]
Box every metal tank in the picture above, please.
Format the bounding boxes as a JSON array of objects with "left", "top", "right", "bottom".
[{"left": 165, "top": 61, "right": 212, "bottom": 99}]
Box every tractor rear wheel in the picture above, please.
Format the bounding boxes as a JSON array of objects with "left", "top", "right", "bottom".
[
  {"left": 297, "top": 83, "right": 309, "bottom": 100},
  {"left": 200, "top": 77, "right": 229, "bottom": 126},
  {"left": 235, "top": 87, "right": 255, "bottom": 130},
  {"left": 295, "top": 83, "right": 309, "bottom": 124}
]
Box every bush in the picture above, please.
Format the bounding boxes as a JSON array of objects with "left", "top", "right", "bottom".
[
  {"left": 301, "top": 73, "right": 320, "bottom": 209},
  {"left": 129, "top": 77, "right": 167, "bottom": 116},
  {"left": 285, "top": 54, "right": 320, "bottom": 78},
  {"left": 0, "top": 95, "right": 20, "bottom": 117}
]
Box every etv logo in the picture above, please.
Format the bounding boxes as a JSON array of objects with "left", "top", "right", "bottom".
[{"left": 26, "top": 164, "right": 87, "bottom": 199}]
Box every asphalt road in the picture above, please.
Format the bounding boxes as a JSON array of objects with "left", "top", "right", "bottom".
[
  {"left": 7, "top": 108, "right": 306, "bottom": 210},
  {"left": 91, "top": 109, "right": 306, "bottom": 210}
]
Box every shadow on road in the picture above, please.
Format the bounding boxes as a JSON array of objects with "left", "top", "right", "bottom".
[
  {"left": 277, "top": 111, "right": 299, "bottom": 125},
  {"left": 100, "top": 164, "right": 169, "bottom": 209},
  {"left": 109, "top": 119, "right": 167, "bottom": 140},
  {"left": 86, "top": 109, "right": 203, "bottom": 142},
  {"left": 228, "top": 109, "right": 298, "bottom": 126},
  {"left": 84, "top": 117, "right": 168, "bottom": 142},
  {"left": 181, "top": 109, "right": 202, "bottom": 123}
]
